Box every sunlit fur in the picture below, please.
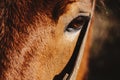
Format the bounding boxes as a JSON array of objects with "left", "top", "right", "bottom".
[
  {"left": 0, "top": 0, "right": 94, "bottom": 80},
  {"left": 1, "top": 0, "right": 118, "bottom": 80}
]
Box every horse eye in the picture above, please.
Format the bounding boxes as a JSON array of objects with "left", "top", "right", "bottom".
[{"left": 66, "top": 16, "right": 88, "bottom": 32}]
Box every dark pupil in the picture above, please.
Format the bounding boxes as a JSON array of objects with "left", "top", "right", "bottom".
[{"left": 66, "top": 16, "right": 88, "bottom": 32}]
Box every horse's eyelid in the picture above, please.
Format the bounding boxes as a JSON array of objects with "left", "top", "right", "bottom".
[{"left": 78, "top": 12, "right": 90, "bottom": 17}]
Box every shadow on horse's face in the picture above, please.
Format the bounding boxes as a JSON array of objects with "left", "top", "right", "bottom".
[{"left": 0, "top": 0, "right": 95, "bottom": 80}]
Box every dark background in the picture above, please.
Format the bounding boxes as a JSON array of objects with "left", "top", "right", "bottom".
[{"left": 88, "top": 0, "right": 120, "bottom": 80}]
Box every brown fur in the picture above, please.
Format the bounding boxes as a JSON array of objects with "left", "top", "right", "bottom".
[
  {"left": 0, "top": 0, "right": 94, "bottom": 80},
  {"left": 0, "top": 0, "right": 76, "bottom": 79}
]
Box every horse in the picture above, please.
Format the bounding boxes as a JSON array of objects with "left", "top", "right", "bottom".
[{"left": 1, "top": 0, "right": 115, "bottom": 80}]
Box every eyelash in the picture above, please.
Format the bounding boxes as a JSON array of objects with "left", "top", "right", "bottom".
[{"left": 65, "top": 16, "right": 89, "bottom": 32}]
